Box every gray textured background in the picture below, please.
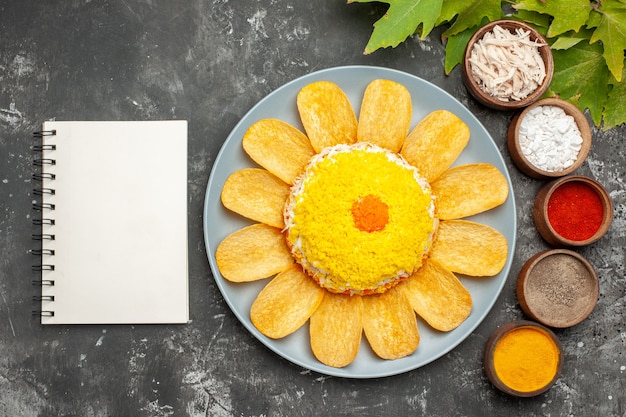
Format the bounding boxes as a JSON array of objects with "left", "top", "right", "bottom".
[{"left": 1, "top": 1, "right": 624, "bottom": 416}]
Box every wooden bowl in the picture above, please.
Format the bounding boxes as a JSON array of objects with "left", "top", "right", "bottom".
[
  {"left": 484, "top": 321, "right": 562, "bottom": 397},
  {"left": 517, "top": 249, "right": 599, "bottom": 328},
  {"left": 507, "top": 98, "right": 592, "bottom": 179},
  {"left": 533, "top": 175, "right": 613, "bottom": 247},
  {"left": 462, "top": 19, "right": 553, "bottom": 110}
]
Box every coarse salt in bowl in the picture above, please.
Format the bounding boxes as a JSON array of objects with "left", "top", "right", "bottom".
[
  {"left": 462, "top": 19, "right": 554, "bottom": 110},
  {"left": 507, "top": 98, "right": 592, "bottom": 179}
]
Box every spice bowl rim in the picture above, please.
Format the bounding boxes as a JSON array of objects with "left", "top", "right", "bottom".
[
  {"left": 533, "top": 175, "right": 613, "bottom": 247},
  {"left": 484, "top": 320, "right": 563, "bottom": 397},
  {"left": 507, "top": 97, "right": 592, "bottom": 179},
  {"left": 516, "top": 248, "right": 599, "bottom": 328},
  {"left": 462, "top": 19, "right": 554, "bottom": 111}
]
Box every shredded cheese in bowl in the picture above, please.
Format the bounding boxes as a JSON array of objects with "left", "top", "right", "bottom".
[{"left": 469, "top": 24, "right": 547, "bottom": 102}]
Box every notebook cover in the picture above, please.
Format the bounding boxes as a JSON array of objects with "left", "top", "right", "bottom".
[{"left": 35, "top": 120, "right": 189, "bottom": 324}]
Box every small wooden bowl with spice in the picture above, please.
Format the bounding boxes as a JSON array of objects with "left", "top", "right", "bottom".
[
  {"left": 484, "top": 321, "right": 562, "bottom": 397},
  {"left": 533, "top": 175, "right": 613, "bottom": 247},
  {"left": 462, "top": 19, "right": 553, "bottom": 110},
  {"left": 507, "top": 98, "right": 592, "bottom": 179},
  {"left": 517, "top": 249, "right": 599, "bottom": 328}
]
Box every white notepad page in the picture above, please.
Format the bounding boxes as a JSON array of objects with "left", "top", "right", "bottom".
[{"left": 38, "top": 120, "right": 189, "bottom": 324}]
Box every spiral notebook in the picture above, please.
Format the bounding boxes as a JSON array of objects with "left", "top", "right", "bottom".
[{"left": 32, "top": 120, "right": 189, "bottom": 324}]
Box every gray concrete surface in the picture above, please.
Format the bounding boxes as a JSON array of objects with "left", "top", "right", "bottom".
[{"left": 1, "top": 1, "right": 624, "bottom": 416}]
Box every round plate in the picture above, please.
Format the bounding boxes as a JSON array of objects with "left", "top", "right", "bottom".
[{"left": 203, "top": 66, "right": 517, "bottom": 378}]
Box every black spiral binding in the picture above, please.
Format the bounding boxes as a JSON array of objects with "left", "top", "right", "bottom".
[{"left": 32, "top": 129, "right": 57, "bottom": 319}]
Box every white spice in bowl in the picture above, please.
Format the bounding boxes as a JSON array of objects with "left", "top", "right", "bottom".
[
  {"left": 507, "top": 98, "right": 592, "bottom": 179},
  {"left": 518, "top": 105, "right": 583, "bottom": 172}
]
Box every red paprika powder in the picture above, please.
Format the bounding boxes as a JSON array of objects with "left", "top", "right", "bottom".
[{"left": 547, "top": 181, "right": 603, "bottom": 241}]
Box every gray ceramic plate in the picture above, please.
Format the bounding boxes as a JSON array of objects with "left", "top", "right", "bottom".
[{"left": 203, "top": 66, "right": 517, "bottom": 378}]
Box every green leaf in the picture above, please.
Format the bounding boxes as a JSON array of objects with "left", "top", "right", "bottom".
[
  {"left": 348, "top": 0, "right": 626, "bottom": 131},
  {"left": 588, "top": 4, "right": 626, "bottom": 82},
  {"left": 514, "top": 0, "right": 593, "bottom": 37},
  {"left": 551, "top": 36, "right": 586, "bottom": 50},
  {"left": 438, "top": 0, "right": 502, "bottom": 37},
  {"left": 548, "top": 27, "right": 592, "bottom": 49},
  {"left": 514, "top": 9, "right": 551, "bottom": 29},
  {"left": 603, "top": 68, "right": 626, "bottom": 129},
  {"left": 548, "top": 27, "right": 594, "bottom": 49},
  {"left": 350, "top": 0, "right": 443, "bottom": 54},
  {"left": 444, "top": 26, "right": 477, "bottom": 74},
  {"left": 550, "top": 41, "right": 610, "bottom": 126}
]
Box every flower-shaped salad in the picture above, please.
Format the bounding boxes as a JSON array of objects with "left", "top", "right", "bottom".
[{"left": 216, "top": 79, "right": 509, "bottom": 368}]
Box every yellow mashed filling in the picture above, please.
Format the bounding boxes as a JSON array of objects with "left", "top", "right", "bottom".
[{"left": 285, "top": 143, "right": 437, "bottom": 295}]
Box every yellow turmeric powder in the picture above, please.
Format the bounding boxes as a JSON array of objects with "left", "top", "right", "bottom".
[{"left": 492, "top": 326, "right": 559, "bottom": 393}]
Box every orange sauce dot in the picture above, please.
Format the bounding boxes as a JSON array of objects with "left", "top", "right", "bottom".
[{"left": 351, "top": 194, "right": 389, "bottom": 232}]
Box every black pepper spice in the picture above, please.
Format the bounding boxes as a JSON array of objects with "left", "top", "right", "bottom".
[{"left": 518, "top": 251, "right": 598, "bottom": 328}]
